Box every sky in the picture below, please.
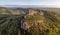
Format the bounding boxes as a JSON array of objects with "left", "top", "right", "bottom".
[{"left": 0, "top": 0, "right": 60, "bottom": 7}]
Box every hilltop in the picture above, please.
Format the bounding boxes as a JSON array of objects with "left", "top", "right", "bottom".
[
  {"left": 0, "top": 8, "right": 60, "bottom": 35},
  {"left": 21, "top": 8, "right": 60, "bottom": 35}
]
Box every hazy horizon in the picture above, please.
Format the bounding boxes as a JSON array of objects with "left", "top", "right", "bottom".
[
  {"left": 0, "top": 0, "right": 60, "bottom": 8},
  {"left": 0, "top": 5, "right": 60, "bottom": 8}
]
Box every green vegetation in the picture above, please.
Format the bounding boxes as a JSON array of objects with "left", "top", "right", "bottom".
[
  {"left": 0, "top": 8, "right": 60, "bottom": 35},
  {"left": 0, "top": 15, "right": 21, "bottom": 35},
  {"left": 23, "top": 10, "right": 60, "bottom": 35}
]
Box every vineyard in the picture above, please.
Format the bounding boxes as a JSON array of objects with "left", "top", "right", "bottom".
[{"left": 0, "top": 14, "right": 22, "bottom": 35}]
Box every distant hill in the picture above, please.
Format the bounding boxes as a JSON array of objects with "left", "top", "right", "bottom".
[
  {"left": 37, "top": 8, "right": 60, "bottom": 14},
  {"left": 0, "top": 7, "right": 26, "bottom": 15},
  {"left": 0, "top": 5, "right": 60, "bottom": 14}
]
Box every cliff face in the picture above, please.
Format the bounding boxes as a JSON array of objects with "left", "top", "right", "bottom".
[{"left": 21, "top": 8, "right": 60, "bottom": 35}]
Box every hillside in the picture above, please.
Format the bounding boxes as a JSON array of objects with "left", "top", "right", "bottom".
[
  {"left": 0, "top": 8, "right": 60, "bottom": 35},
  {"left": 21, "top": 8, "right": 60, "bottom": 35},
  {"left": 0, "top": 7, "right": 26, "bottom": 15}
]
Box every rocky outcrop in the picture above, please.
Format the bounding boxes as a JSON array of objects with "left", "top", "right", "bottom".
[{"left": 20, "top": 8, "right": 60, "bottom": 35}]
